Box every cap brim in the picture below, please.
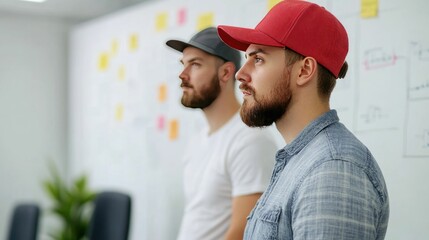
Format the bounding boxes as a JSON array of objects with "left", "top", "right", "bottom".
[
  {"left": 166, "top": 39, "right": 190, "bottom": 52},
  {"left": 166, "top": 39, "right": 223, "bottom": 60},
  {"left": 218, "top": 25, "right": 283, "bottom": 52}
]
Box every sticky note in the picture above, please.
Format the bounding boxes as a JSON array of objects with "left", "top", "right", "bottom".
[
  {"left": 178, "top": 8, "right": 187, "bottom": 25},
  {"left": 158, "top": 83, "right": 167, "bottom": 103},
  {"left": 129, "top": 34, "right": 139, "bottom": 51},
  {"left": 157, "top": 115, "right": 165, "bottom": 130},
  {"left": 361, "top": 0, "right": 378, "bottom": 18},
  {"left": 168, "top": 119, "right": 179, "bottom": 140},
  {"left": 98, "top": 52, "right": 109, "bottom": 71},
  {"left": 156, "top": 12, "right": 168, "bottom": 32},
  {"left": 267, "top": 0, "right": 282, "bottom": 11},
  {"left": 118, "top": 65, "right": 126, "bottom": 81},
  {"left": 196, "top": 12, "right": 214, "bottom": 31},
  {"left": 115, "top": 104, "right": 124, "bottom": 122},
  {"left": 111, "top": 39, "right": 118, "bottom": 56}
]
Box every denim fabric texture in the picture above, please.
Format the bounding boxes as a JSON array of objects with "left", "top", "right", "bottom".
[{"left": 244, "top": 110, "right": 389, "bottom": 240}]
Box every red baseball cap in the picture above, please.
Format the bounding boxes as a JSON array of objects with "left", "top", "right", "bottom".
[{"left": 218, "top": 0, "right": 348, "bottom": 78}]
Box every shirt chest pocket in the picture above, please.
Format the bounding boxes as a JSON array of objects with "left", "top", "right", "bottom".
[{"left": 251, "top": 205, "right": 282, "bottom": 240}]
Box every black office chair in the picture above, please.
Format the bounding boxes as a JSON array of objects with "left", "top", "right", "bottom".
[
  {"left": 87, "top": 191, "right": 132, "bottom": 240},
  {"left": 7, "top": 203, "right": 40, "bottom": 240}
]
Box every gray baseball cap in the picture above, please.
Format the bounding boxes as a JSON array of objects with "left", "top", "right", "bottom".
[{"left": 166, "top": 27, "right": 241, "bottom": 70}]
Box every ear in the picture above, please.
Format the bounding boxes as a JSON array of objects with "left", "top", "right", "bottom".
[
  {"left": 296, "top": 57, "right": 317, "bottom": 86},
  {"left": 218, "top": 62, "right": 235, "bottom": 83}
]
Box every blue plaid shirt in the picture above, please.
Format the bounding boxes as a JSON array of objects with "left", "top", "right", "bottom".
[{"left": 244, "top": 110, "right": 389, "bottom": 239}]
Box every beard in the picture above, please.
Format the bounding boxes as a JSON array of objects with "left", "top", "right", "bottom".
[
  {"left": 240, "top": 73, "right": 291, "bottom": 127},
  {"left": 180, "top": 74, "right": 220, "bottom": 109}
]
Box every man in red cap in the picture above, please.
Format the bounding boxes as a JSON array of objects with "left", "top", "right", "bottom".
[{"left": 218, "top": 0, "right": 389, "bottom": 239}]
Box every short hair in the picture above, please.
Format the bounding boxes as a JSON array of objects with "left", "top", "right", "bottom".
[
  {"left": 317, "top": 64, "right": 336, "bottom": 98},
  {"left": 284, "top": 48, "right": 348, "bottom": 99}
]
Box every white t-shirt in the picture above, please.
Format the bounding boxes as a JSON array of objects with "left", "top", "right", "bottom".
[{"left": 177, "top": 113, "right": 278, "bottom": 240}]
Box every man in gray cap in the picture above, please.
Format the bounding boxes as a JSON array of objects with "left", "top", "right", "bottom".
[
  {"left": 166, "top": 27, "right": 278, "bottom": 240},
  {"left": 217, "top": 1, "right": 389, "bottom": 239}
]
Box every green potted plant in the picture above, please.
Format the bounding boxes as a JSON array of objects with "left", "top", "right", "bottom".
[{"left": 43, "top": 164, "right": 96, "bottom": 240}]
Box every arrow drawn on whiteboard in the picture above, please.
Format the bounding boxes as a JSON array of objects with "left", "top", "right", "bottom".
[{"left": 363, "top": 47, "right": 398, "bottom": 70}]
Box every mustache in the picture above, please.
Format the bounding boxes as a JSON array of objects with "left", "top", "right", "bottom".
[
  {"left": 180, "top": 82, "right": 193, "bottom": 88},
  {"left": 239, "top": 83, "right": 255, "bottom": 94}
]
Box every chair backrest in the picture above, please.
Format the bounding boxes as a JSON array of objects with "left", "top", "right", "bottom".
[
  {"left": 7, "top": 203, "right": 40, "bottom": 240},
  {"left": 87, "top": 191, "right": 132, "bottom": 240}
]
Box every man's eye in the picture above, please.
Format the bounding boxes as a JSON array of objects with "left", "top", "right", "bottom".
[{"left": 255, "top": 57, "right": 263, "bottom": 63}]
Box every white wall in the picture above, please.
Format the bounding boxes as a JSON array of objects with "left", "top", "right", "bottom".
[{"left": 0, "top": 11, "right": 72, "bottom": 238}]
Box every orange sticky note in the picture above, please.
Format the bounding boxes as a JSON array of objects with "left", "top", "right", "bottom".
[
  {"left": 156, "top": 12, "right": 168, "bottom": 32},
  {"left": 98, "top": 52, "right": 109, "bottom": 71},
  {"left": 158, "top": 84, "right": 167, "bottom": 102},
  {"left": 267, "top": 0, "right": 282, "bottom": 11},
  {"left": 196, "top": 12, "right": 214, "bottom": 31},
  {"left": 129, "top": 34, "right": 139, "bottom": 51},
  {"left": 361, "top": 0, "right": 378, "bottom": 18},
  {"left": 168, "top": 119, "right": 179, "bottom": 140},
  {"left": 118, "top": 65, "right": 126, "bottom": 81},
  {"left": 115, "top": 104, "right": 124, "bottom": 122}
]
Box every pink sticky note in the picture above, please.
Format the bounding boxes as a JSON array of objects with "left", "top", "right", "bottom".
[
  {"left": 178, "top": 7, "right": 187, "bottom": 25},
  {"left": 157, "top": 115, "right": 165, "bottom": 130}
]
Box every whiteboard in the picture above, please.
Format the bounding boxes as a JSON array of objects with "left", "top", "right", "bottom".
[{"left": 69, "top": 0, "right": 429, "bottom": 239}]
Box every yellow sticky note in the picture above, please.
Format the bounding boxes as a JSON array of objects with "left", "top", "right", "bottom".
[
  {"left": 168, "top": 119, "right": 179, "bottom": 141},
  {"left": 115, "top": 104, "right": 124, "bottom": 122},
  {"left": 98, "top": 52, "right": 109, "bottom": 71},
  {"left": 361, "top": 0, "right": 378, "bottom": 18},
  {"left": 111, "top": 39, "right": 118, "bottom": 56},
  {"left": 129, "top": 34, "right": 139, "bottom": 51},
  {"left": 118, "top": 65, "right": 126, "bottom": 81},
  {"left": 156, "top": 12, "right": 168, "bottom": 32},
  {"left": 267, "top": 0, "right": 282, "bottom": 11},
  {"left": 158, "top": 84, "right": 167, "bottom": 103},
  {"left": 196, "top": 12, "right": 214, "bottom": 31}
]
